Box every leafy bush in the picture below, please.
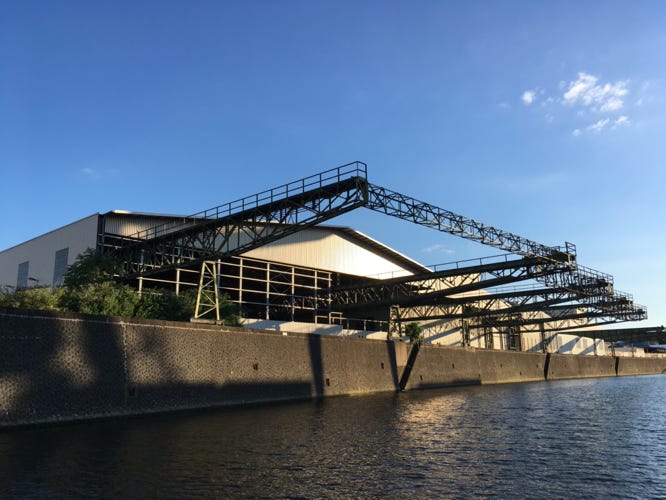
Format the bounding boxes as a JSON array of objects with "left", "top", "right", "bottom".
[
  {"left": 0, "top": 286, "right": 63, "bottom": 311},
  {"left": 1, "top": 249, "right": 243, "bottom": 324},
  {"left": 61, "top": 281, "right": 141, "bottom": 317},
  {"left": 134, "top": 288, "right": 198, "bottom": 322},
  {"left": 404, "top": 322, "right": 423, "bottom": 344}
]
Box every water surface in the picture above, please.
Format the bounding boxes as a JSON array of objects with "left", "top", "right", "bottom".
[{"left": 2, "top": 376, "right": 665, "bottom": 498}]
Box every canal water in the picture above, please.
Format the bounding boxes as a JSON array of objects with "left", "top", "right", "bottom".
[{"left": 2, "top": 375, "right": 665, "bottom": 498}]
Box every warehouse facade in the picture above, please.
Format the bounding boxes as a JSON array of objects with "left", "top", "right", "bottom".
[{"left": 0, "top": 210, "right": 428, "bottom": 326}]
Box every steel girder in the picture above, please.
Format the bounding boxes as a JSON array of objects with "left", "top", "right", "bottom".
[
  {"left": 396, "top": 292, "right": 646, "bottom": 329},
  {"left": 361, "top": 183, "right": 646, "bottom": 323},
  {"left": 104, "top": 161, "right": 646, "bottom": 327},
  {"left": 109, "top": 163, "right": 369, "bottom": 278},
  {"left": 574, "top": 326, "right": 666, "bottom": 344},
  {"left": 329, "top": 255, "right": 563, "bottom": 311},
  {"left": 365, "top": 183, "right": 576, "bottom": 264}
]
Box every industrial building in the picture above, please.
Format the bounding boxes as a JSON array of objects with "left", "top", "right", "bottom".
[{"left": 0, "top": 162, "right": 648, "bottom": 353}]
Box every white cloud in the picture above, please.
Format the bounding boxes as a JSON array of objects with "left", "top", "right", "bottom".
[
  {"left": 422, "top": 244, "right": 455, "bottom": 255},
  {"left": 521, "top": 90, "right": 536, "bottom": 105},
  {"left": 587, "top": 118, "right": 610, "bottom": 133},
  {"left": 563, "top": 72, "right": 628, "bottom": 112},
  {"left": 519, "top": 72, "right": 640, "bottom": 137},
  {"left": 573, "top": 115, "right": 631, "bottom": 136},
  {"left": 613, "top": 115, "right": 630, "bottom": 128},
  {"left": 79, "top": 167, "right": 120, "bottom": 180}
]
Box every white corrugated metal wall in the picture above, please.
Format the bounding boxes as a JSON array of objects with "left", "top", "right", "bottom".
[{"left": 0, "top": 214, "right": 99, "bottom": 289}]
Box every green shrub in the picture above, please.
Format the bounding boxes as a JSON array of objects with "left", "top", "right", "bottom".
[
  {"left": 0, "top": 286, "right": 63, "bottom": 311},
  {"left": 404, "top": 322, "right": 423, "bottom": 344},
  {"left": 134, "top": 288, "right": 197, "bottom": 321},
  {"left": 1, "top": 250, "right": 243, "bottom": 323},
  {"left": 61, "top": 281, "right": 140, "bottom": 317}
]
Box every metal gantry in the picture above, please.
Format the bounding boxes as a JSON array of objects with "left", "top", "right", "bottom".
[
  {"left": 365, "top": 183, "right": 576, "bottom": 264},
  {"left": 106, "top": 161, "right": 647, "bottom": 331},
  {"left": 106, "top": 162, "right": 369, "bottom": 277}
]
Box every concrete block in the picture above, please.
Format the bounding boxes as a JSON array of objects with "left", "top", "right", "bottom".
[
  {"left": 403, "top": 345, "right": 481, "bottom": 390},
  {"left": 617, "top": 357, "right": 666, "bottom": 376},
  {"left": 477, "top": 350, "right": 545, "bottom": 384},
  {"left": 547, "top": 353, "right": 616, "bottom": 380}
]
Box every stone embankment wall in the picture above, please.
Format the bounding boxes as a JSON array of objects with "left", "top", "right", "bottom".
[{"left": 2, "top": 309, "right": 665, "bottom": 428}]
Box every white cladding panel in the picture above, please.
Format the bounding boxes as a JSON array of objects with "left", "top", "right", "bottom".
[
  {"left": 0, "top": 214, "right": 99, "bottom": 289},
  {"left": 244, "top": 228, "right": 414, "bottom": 277},
  {"left": 103, "top": 213, "right": 196, "bottom": 237}
]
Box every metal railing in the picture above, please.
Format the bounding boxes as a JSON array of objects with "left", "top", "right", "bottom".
[{"left": 122, "top": 161, "right": 368, "bottom": 243}]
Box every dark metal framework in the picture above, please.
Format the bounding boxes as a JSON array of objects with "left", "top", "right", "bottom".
[
  {"left": 105, "top": 162, "right": 648, "bottom": 335},
  {"left": 104, "top": 162, "right": 369, "bottom": 277}
]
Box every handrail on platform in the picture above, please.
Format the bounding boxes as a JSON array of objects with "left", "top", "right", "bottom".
[{"left": 124, "top": 161, "right": 368, "bottom": 243}]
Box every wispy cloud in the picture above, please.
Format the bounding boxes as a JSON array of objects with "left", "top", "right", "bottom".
[
  {"left": 503, "top": 171, "right": 569, "bottom": 191},
  {"left": 79, "top": 167, "right": 120, "bottom": 180},
  {"left": 587, "top": 118, "right": 610, "bottom": 133},
  {"left": 422, "top": 243, "right": 455, "bottom": 255},
  {"left": 573, "top": 115, "right": 630, "bottom": 137},
  {"left": 521, "top": 72, "right": 638, "bottom": 136},
  {"left": 613, "top": 115, "right": 630, "bottom": 127},
  {"left": 563, "top": 72, "right": 628, "bottom": 112}
]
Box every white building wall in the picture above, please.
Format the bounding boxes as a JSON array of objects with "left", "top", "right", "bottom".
[
  {"left": 1, "top": 214, "right": 418, "bottom": 291},
  {"left": 520, "top": 332, "right": 607, "bottom": 355},
  {"left": 0, "top": 214, "right": 99, "bottom": 289},
  {"left": 244, "top": 228, "right": 414, "bottom": 277}
]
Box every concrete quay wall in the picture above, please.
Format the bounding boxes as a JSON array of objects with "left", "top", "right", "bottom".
[
  {"left": 617, "top": 356, "right": 666, "bottom": 376},
  {"left": 546, "top": 353, "right": 617, "bottom": 380},
  {"left": 403, "top": 346, "right": 546, "bottom": 390},
  {"left": 0, "top": 309, "right": 406, "bottom": 427},
  {"left": 2, "top": 309, "right": 666, "bottom": 427}
]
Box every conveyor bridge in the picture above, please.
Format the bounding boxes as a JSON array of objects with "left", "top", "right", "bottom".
[{"left": 104, "top": 161, "right": 646, "bottom": 328}]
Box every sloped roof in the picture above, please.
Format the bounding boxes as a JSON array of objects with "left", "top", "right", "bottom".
[{"left": 102, "top": 210, "right": 430, "bottom": 275}]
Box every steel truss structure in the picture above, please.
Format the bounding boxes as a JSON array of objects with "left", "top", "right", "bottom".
[
  {"left": 327, "top": 254, "right": 645, "bottom": 332},
  {"left": 106, "top": 162, "right": 647, "bottom": 333},
  {"left": 104, "top": 162, "right": 369, "bottom": 277}
]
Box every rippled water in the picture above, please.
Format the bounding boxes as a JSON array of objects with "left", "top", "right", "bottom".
[{"left": 2, "top": 375, "right": 666, "bottom": 498}]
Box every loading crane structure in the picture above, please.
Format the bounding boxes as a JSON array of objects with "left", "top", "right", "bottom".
[{"left": 102, "top": 161, "right": 647, "bottom": 336}]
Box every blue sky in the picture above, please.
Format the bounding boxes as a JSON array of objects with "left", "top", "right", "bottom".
[{"left": 2, "top": 1, "right": 665, "bottom": 327}]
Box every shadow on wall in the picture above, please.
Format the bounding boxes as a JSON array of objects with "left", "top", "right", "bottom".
[{"left": 0, "top": 309, "right": 319, "bottom": 429}]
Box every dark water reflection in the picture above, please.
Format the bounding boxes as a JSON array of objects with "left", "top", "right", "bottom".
[{"left": 2, "top": 376, "right": 666, "bottom": 498}]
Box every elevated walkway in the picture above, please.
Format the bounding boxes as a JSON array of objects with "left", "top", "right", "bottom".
[{"left": 106, "top": 162, "right": 647, "bottom": 328}]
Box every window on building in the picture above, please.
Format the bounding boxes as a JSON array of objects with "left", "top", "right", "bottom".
[
  {"left": 53, "top": 248, "right": 69, "bottom": 288},
  {"left": 17, "top": 261, "right": 29, "bottom": 290}
]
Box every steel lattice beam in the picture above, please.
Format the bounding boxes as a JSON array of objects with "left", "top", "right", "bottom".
[
  {"left": 365, "top": 183, "right": 576, "bottom": 264},
  {"left": 108, "top": 162, "right": 369, "bottom": 278},
  {"left": 362, "top": 183, "right": 646, "bottom": 323},
  {"left": 103, "top": 161, "right": 646, "bottom": 326},
  {"left": 330, "top": 255, "right": 565, "bottom": 311}
]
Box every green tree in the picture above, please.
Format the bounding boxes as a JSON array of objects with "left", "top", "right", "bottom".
[
  {"left": 62, "top": 248, "right": 119, "bottom": 288},
  {"left": 404, "top": 322, "right": 423, "bottom": 344}
]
